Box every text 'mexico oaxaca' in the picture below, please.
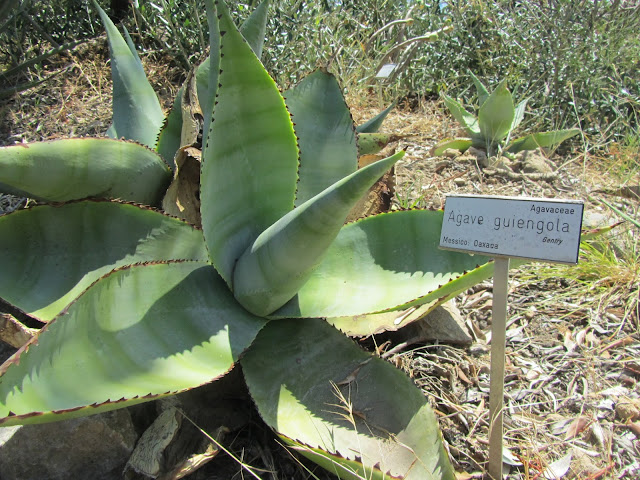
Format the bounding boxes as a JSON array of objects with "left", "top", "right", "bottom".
[{"left": 439, "top": 194, "right": 584, "bottom": 263}]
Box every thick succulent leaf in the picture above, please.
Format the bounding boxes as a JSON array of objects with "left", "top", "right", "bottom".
[
  {"left": 122, "top": 24, "right": 143, "bottom": 67},
  {"left": 279, "top": 435, "right": 404, "bottom": 480},
  {"left": 357, "top": 132, "right": 394, "bottom": 155},
  {"left": 442, "top": 95, "right": 479, "bottom": 136},
  {"left": 431, "top": 137, "right": 473, "bottom": 156},
  {"left": 242, "top": 319, "right": 456, "bottom": 480},
  {"left": 200, "top": 0, "right": 298, "bottom": 286},
  {"left": 93, "top": 0, "right": 164, "bottom": 148},
  {"left": 239, "top": 0, "right": 269, "bottom": 59},
  {"left": 0, "top": 261, "right": 266, "bottom": 426},
  {"left": 356, "top": 102, "right": 395, "bottom": 133},
  {"left": 0, "top": 138, "right": 170, "bottom": 204},
  {"left": 477, "top": 80, "right": 515, "bottom": 145},
  {"left": 284, "top": 69, "right": 357, "bottom": 206},
  {"left": 469, "top": 70, "right": 489, "bottom": 106},
  {"left": 0, "top": 201, "right": 207, "bottom": 322},
  {"left": 271, "top": 209, "right": 491, "bottom": 319},
  {"left": 233, "top": 152, "right": 403, "bottom": 317},
  {"left": 505, "top": 128, "right": 581, "bottom": 153},
  {"left": 106, "top": 124, "right": 117, "bottom": 138},
  {"left": 155, "top": 91, "right": 182, "bottom": 170}
]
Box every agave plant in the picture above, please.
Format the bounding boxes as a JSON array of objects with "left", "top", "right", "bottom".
[
  {"left": 432, "top": 71, "right": 580, "bottom": 157},
  {"left": 0, "top": 2, "right": 509, "bottom": 478}
]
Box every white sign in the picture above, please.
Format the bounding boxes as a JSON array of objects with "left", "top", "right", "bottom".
[
  {"left": 439, "top": 194, "right": 584, "bottom": 263},
  {"left": 375, "top": 63, "right": 397, "bottom": 79}
]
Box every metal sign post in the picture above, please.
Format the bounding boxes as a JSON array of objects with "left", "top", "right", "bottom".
[
  {"left": 439, "top": 194, "right": 584, "bottom": 479},
  {"left": 488, "top": 256, "right": 509, "bottom": 480}
]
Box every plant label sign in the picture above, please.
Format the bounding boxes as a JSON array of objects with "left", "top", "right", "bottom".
[
  {"left": 375, "top": 63, "right": 397, "bottom": 79},
  {"left": 439, "top": 194, "right": 584, "bottom": 263}
]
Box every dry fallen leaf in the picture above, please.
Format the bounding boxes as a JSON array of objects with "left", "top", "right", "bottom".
[
  {"left": 628, "top": 421, "right": 640, "bottom": 437},
  {"left": 543, "top": 452, "right": 572, "bottom": 479},
  {"left": 564, "top": 416, "right": 590, "bottom": 440}
]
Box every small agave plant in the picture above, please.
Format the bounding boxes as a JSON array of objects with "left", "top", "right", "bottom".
[
  {"left": 0, "top": 1, "right": 503, "bottom": 478},
  {"left": 432, "top": 71, "right": 580, "bottom": 157}
]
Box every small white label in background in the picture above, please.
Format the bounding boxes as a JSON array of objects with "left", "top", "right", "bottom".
[
  {"left": 375, "top": 63, "right": 397, "bottom": 79},
  {"left": 439, "top": 195, "right": 584, "bottom": 263}
]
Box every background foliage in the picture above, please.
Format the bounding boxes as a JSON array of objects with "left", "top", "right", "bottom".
[{"left": 1, "top": 0, "right": 639, "bottom": 150}]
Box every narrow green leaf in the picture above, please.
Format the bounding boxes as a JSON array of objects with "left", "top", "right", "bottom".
[
  {"left": 506, "top": 128, "right": 581, "bottom": 153},
  {"left": 0, "top": 262, "right": 266, "bottom": 426},
  {"left": 271, "top": 209, "right": 492, "bottom": 319},
  {"left": 1, "top": 39, "right": 84, "bottom": 79},
  {"left": 599, "top": 198, "right": 640, "bottom": 228},
  {"left": 242, "top": 319, "right": 456, "bottom": 480},
  {"left": 0, "top": 201, "right": 207, "bottom": 322},
  {"left": 477, "top": 80, "right": 515, "bottom": 145},
  {"left": 201, "top": 0, "right": 220, "bottom": 139},
  {"left": 357, "top": 132, "right": 393, "bottom": 155},
  {"left": 443, "top": 95, "right": 480, "bottom": 136},
  {"left": 469, "top": 70, "right": 489, "bottom": 106},
  {"left": 284, "top": 70, "right": 357, "bottom": 206},
  {"left": 0, "top": 138, "right": 170, "bottom": 204},
  {"left": 511, "top": 98, "right": 528, "bottom": 132},
  {"left": 356, "top": 102, "right": 395, "bottom": 133},
  {"left": 93, "top": 0, "right": 164, "bottom": 148},
  {"left": 233, "top": 152, "right": 403, "bottom": 317},
  {"left": 200, "top": 0, "right": 298, "bottom": 286},
  {"left": 239, "top": 0, "right": 269, "bottom": 59},
  {"left": 431, "top": 137, "right": 473, "bottom": 156}
]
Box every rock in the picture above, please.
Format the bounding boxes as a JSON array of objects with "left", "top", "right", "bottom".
[
  {"left": 126, "top": 407, "right": 182, "bottom": 478},
  {"left": 615, "top": 399, "right": 640, "bottom": 422},
  {"left": 435, "top": 160, "right": 451, "bottom": 172},
  {"left": 125, "top": 368, "right": 251, "bottom": 479},
  {"left": 468, "top": 147, "right": 489, "bottom": 168},
  {"left": 383, "top": 302, "right": 473, "bottom": 348},
  {"left": 0, "top": 409, "right": 138, "bottom": 480},
  {"left": 418, "top": 302, "right": 473, "bottom": 345},
  {"left": 454, "top": 178, "right": 466, "bottom": 187},
  {"left": 582, "top": 209, "right": 617, "bottom": 228},
  {"left": 441, "top": 148, "right": 461, "bottom": 158},
  {"left": 519, "top": 149, "right": 554, "bottom": 174}
]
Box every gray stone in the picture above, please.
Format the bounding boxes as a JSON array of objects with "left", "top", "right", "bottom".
[
  {"left": 417, "top": 302, "right": 473, "bottom": 345},
  {"left": 468, "top": 146, "right": 489, "bottom": 168},
  {"left": 383, "top": 301, "right": 473, "bottom": 348},
  {"left": 126, "top": 407, "right": 182, "bottom": 478},
  {"left": 0, "top": 409, "right": 138, "bottom": 480},
  {"left": 582, "top": 209, "right": 617, "bottom": 228}
]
